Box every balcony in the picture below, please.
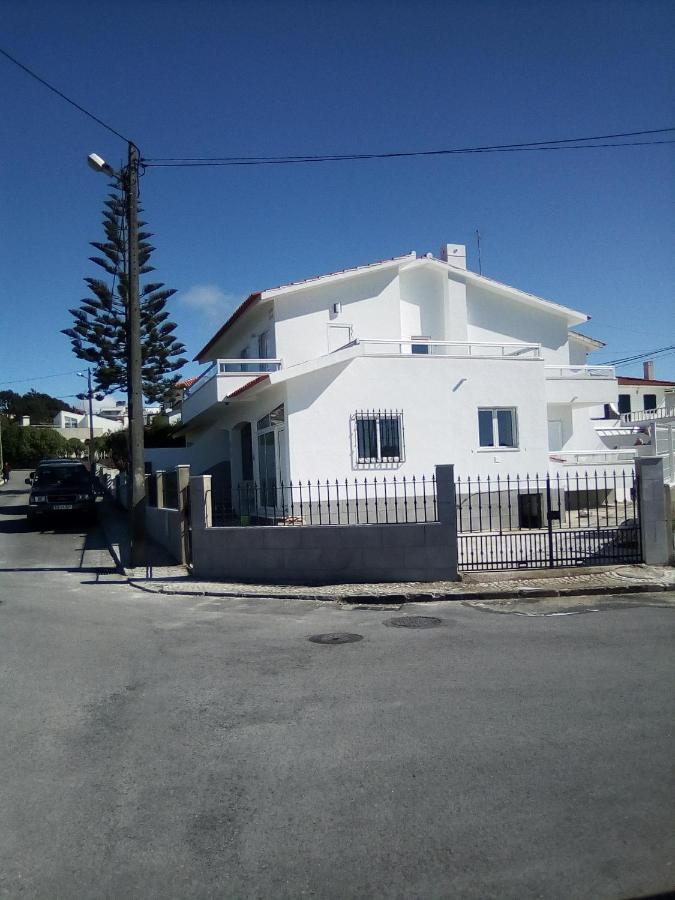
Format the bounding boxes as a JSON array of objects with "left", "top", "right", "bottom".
[
  {"left": 182, "top": 359, "right": 282, "bottom": 424},
  {"left": 351, "top": 339, "right": 542, "bottom": 359},
  {"left": 545, "top": 365, "right": 616, "bottom": 406}
]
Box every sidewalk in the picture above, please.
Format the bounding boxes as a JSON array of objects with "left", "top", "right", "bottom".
[{"left": 97, "top": 496, "right": 675, "bottom": 604}]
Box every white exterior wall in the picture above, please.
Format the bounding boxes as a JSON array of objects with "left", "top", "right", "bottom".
[
  {"left": 204, "top": 305, "right": 276, "bottom": 361},
  {"left": 398, "top": 266, "right": 446, "bottom": 341},
  {"left": 273, "top": 268, "right": 402, "bottom": 367},
  {"left": 284, "top": 356, "right": 549, "bottom": 481},
  {"left": 466, "top": 284, "right": 570, "bottom": 364}
]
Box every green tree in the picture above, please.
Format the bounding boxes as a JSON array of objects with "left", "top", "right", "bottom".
[
  {"left": 1, "top": 424, "right": 68, "bottom": 467},
  {"left": 0, "top": 389, "right": 79, "bottom": 425},
  {"left": 62, "top": 184, "right": 187, "bottom": 406}
]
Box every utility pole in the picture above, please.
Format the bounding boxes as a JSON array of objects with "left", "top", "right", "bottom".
[
  {"left": 88, "top": 145, "right": 147, "bottom": 567},
  {"left": 126, "top": 142, "right": 146, "bottom": 568},
  {"left": 77, "top": 368, "right": 96, "bottom": 474}
]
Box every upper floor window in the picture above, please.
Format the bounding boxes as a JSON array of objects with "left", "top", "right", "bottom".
[
  {"left": 354, "top": 410, "right": 404, "bottom": 464},
  {"left": 64, "top": 417, "right": 78, "bottom": 428},
  {"left": 644, "top": 394, "right": 657, "bottom": 412},
  {"left": 618, "top": 394, "right": 631, "bottom": 415},
  {"left": 258, "top": 331, "right": 269, "bottom": 359},
  {"left": 411, "top": 336, "right": 431, "bottom": 355},
  {"left": 478, "top": 408, "right": 518, "bottom": 448}
]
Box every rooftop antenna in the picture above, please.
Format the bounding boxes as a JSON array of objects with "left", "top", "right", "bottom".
[{"left": 475, "top": 229, "right": 482, "bottom": 275}]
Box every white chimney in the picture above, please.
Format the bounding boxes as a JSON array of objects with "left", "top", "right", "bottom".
[
  {"left": 440, "top": 243, "right": 466, "bottom": 269},
  {"left": 643, "top": 360, "right": 655, "bottom": 380},
  {"left": 20, "top": 415, "right": 30, "bottom": 427}
]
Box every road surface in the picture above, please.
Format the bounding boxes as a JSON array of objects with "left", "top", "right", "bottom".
[{"left": 1, "top": 472, "right": 673, "bottom": 899}]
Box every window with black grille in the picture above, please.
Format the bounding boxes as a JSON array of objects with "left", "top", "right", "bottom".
[{"left": 354, "top": 410, "right": 404, "bottom": 463}]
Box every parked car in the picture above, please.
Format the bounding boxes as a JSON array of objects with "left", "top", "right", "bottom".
[{"left": 25, "top": 460, "right": 98, "bottom": 524}]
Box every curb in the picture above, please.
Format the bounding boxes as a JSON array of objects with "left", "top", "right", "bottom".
[{"left": 126, "top": 578, "right": 675, "bottom": 605}]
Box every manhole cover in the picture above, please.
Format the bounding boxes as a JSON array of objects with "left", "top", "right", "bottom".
[
  {"left": 308, "top": 632, "right": 363, "bottom": 645},
  {"left": 384, "top": 616, "right": 442, "bottom": 629}
]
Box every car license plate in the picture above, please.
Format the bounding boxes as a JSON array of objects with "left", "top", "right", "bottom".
[{"left": 53, "top": 504, "right": 73, "bottom": 510}]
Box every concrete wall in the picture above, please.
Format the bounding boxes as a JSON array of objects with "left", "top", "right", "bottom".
[
  {"left": 145, "top": 506, "right": 185, "bottom": 564},
  {"left": 284, "top": 354, "right": 550, "bottom": 480},
  {"left": 189, "top": 465, "right": 458, "bottom": 585}
]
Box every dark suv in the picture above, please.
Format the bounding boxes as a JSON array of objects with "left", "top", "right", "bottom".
[{"left": 26, "top": 460, "right": 97, "bottom": 524}]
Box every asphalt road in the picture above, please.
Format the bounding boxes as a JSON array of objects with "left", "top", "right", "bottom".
[{"left": 1, "top": 474, "right": 674, "bottom": 899}]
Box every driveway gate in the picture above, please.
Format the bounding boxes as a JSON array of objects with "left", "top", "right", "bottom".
[{"left": 456, "top": 469, "right": 642, "bottom": 571}]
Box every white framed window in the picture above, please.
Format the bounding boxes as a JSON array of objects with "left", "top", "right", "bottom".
[
  {"left": 354, "top": 410, "right": 404, "bottom": 463},
  {"left": 478, "top": 408, "right": 518, "bottom": 448},
  {"left": 64, "top": 417, "right": 78, "bottom": 429}
]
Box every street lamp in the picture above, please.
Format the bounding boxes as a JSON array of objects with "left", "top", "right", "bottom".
[{"left": 88, "top": 144, "right": 146, "bottom": 567}]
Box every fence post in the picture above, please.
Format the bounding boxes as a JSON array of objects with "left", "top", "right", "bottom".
[
  {"left": 175, "top": 465, "right": 191, "bottom": 565},
  {"left": 635, "top": 456, "right": 674, "bottom": 565},
  {"left": 435, "top": 464, "right": 456, "bottom": 526},
  {"left": 189, "top": 475, "right": 212, "bottom": 529},
  {"left": 155, "top": 470, "right": 164, "bottom": 509}
]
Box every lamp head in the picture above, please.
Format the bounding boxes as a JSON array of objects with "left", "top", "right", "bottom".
[{"left": 87, "top": 153, "right": 116, "bottom": 178}]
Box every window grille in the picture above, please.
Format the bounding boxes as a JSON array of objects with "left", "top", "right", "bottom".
[{"left": 354, "top": 410, "right": 405, "bottom": 464}]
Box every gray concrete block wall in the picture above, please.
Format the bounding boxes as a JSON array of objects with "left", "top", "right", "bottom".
[
  {"left": 189, "top": 472, "right": 458, "bottom": 585},
  {"left": 145, "top": 506, "right": 186, "bottom": 564}
]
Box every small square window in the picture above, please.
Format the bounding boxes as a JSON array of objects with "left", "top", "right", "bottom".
[
  {"left": 354, "top": 411, "right": 404, "bottom": 463},
  {"left": 478, "top": 408, "right": 518, "bottom": 448},
  {"left": 644, "top": 394, "right": 657, "bottom": 412}
]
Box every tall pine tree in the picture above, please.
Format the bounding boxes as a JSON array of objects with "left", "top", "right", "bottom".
[{"left": 63, "top": 182, "right": 187, "bottom": 405}]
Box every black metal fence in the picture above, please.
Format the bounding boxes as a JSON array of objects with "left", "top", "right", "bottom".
[
  {"left": 213, "top": 475, "right": 438, "bottom": 526},
  {"left": 456, "top": 469, "right": 641, "bottom": 570}
]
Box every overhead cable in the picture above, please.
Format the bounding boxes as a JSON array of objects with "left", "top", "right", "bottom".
[
  {"left": 0, "top": 46, "right": 133, "bottom": 144},
  {"left": 143, "top": 127, "right": 675, "bottom": 167}
]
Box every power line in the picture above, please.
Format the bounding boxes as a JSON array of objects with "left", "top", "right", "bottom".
[
  {"left": 143, "top": 127, "right": 675, "bottom": 167},
  {"left": 603, "top": 345, "right": 675, "bottom": 366},
  {"left": 0, "top": 370, "right": 82, "bottom": 387},
  {"left": 0, "top": 46, "right": 133, "bottom": 144}
]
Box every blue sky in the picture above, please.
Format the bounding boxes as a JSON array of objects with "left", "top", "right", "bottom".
[{"left": 1, "top": 0, "right": 673, "bottom": 409}]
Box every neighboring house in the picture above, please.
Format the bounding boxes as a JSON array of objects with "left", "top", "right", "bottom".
[
  {"left": 95, "top": 401, "right": 162, "bottom": 427},
  {"left": 52, "top": 409, "right": 125, "bottom": 440},
  {"left": 170, "top": 242, "right": 624, "bottom": 509},
  {"left": 592, "top": 363, "right": 675, "bottom": 480}
]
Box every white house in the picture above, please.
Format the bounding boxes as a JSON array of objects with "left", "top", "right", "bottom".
[
  {"left": 170, "top": 243, "right": 625, "bottom": 510},
  {"left": 53, "top": 409, "right": 125, "bottom": 440}
]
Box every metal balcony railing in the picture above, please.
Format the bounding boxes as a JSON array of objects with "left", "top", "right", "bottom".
[
  {"left": 184, "top": 358, "right": 283, "bottom": 398},
  {"left": 351, "top": 339, "right": 542, "bottom": 359}
]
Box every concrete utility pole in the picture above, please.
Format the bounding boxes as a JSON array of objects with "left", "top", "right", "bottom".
[
  {"left": 88, "top": 145, "right": 146, "bottom": 567},
  {"left": 126, "top": 143, "right": 146, "bottom": 567},
  {"left": 77, "top": 368, "right": 96, "bottom": 474}
]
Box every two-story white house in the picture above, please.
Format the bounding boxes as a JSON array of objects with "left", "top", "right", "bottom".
[{"left": 173, "top": 243, "right": 622, "bottom": 510}]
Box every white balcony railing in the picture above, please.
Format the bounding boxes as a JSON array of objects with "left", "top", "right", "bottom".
[
  {"left": 544, "top": 365, "right": 615, "bottom": 379},
  {"left": 351, "top": 339, "right": 542, "bottom": 359},
  {"left": 549, "top": 449, "right": 637, "bottom": 466},
  {"left": 184, "top": 359, "right": 283, "bottom": 399},
  {"left": 620, "top": 405, "right": 675, "bottom": 424}
]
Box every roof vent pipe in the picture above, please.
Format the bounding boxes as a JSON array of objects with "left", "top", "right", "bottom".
[{"left": 643, "top": 360, "right": 655, "bottom": 380}]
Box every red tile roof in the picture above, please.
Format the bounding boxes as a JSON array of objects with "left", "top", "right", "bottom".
[{"left": 617, "top": 376, "right": 675, "bottom": 387}]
